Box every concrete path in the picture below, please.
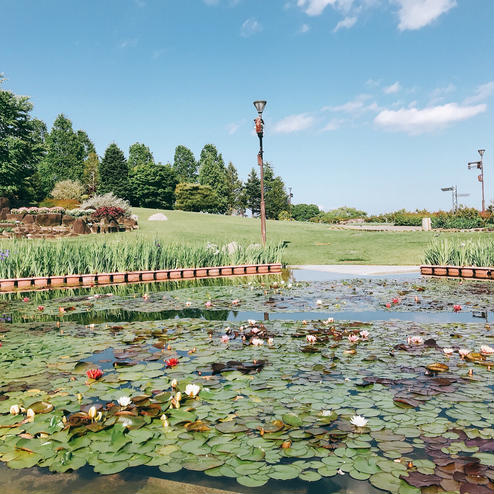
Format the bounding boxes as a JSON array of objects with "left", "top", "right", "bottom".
[{"left": 290, "top": 265, "right": 420, "bottom": 276}]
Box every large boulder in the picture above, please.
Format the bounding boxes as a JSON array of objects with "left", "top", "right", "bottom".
[
  {"left": 0, "top": 197, "right": 10, "bottom": 209},
  {"left": 6, "top": 213, "right": 24, "bottom": 222},
  {"left": 35, "top": 213, "right": 62, "bottom": 227},
  {"left": 72, "top": 218, "right": 91, "bottom": 235},
  {"left": 0, "top": 208, "right": 9, "bottom": 220},
  {"left": 148, "top": 213, "right": 167, "bottom": 221},
  {"left": 62, "top": 215, "right": 76, "bottom": 227},
  {"left": 121, "top": 217, "right": 138, "bottom": 230},
  {"left": 22, "top": 214, "right": 35, "bottom": 224}
]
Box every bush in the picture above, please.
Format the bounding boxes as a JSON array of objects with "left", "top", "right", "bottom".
[
  {"left": 174, "top": 183, "right": 221, "bottom": 213},
  {"left": 39, "top": 198, "right": 80, "bottom": 210},
  {"left": 311, "top": 207, "right": 367, "bottom": 224},
  {"left": 278, "top": 210, "right": 292, "bottom": 221},
  {"left": 91, "top": 207, "right": 126, "bottom": 221},
  {"left": 11, "top": 207, "right": 65, "bottom": 215},
  {"left": 291, "top": 204, "right": 320, "bottom": 222},
  {"left": 80, "top": 193, "right": 131, "bottom": 215},
  {"left": 66, "top": 208, "right": 95, "bottom": 217},
  {"left": 50, "top": 180, "right": 85, "bottom": 201}
]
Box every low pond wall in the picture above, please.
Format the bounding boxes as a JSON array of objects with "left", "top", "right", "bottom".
[{"left": 420, "top": 265, "right": 493, "bottom": 280}]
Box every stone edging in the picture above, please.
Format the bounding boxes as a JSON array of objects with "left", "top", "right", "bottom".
[
  {"left": 0, "top": 263, "right": 283, "bottom": 292},
  {"left": 420, "top": 265, "right": 493, "bottom": 280}
]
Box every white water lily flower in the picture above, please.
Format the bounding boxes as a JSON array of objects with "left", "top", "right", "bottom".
[
  {"left": 480, "top": 345, "right": 494, "bottom": 355},
  {"left": 316, "top": 299, "right": 322, "bottom": 305},
  {"left": 443, "top": 348, "right": 454, "bottom": 356},
  {"left": 117, "top": 396, "right": 132, "bottom": 407},
  {"left": 9, "top": 405, "right": 20, "bottom": 415},
  {"left": 248, "top": 319, "right": 256, "bottom": 326},
  {"left": 321, "top": 410, "right": 332, "bottom": 416},
  {"left": 87, "top": 406, "right": 97, "bottom": 419},
  {"left": 409, "top": 336, "right": 423, "bottom": 345},
  {"left": 185, "top": 384, "right": 200, "bottom": 398},
  {"left": 458, "top": 348, "right": 470, "bottom": 358},
  {"left": 120, "top": 418, "right": 132, "bottom": 429},
  {"left": 287, "top": 283, "right": 292, "bottom": 288},
  {"left": 306, "top": 335, "right": 317, "bottom": 344},
  {"left": 26, "top": 408, "right": 35, "bottom": 422},
  {"left": 251, "top": 337, "right": 264, "bottom": 346},
  {"left": 350, "top": 415, "right": 368, "bottom": 427},
  {"left": 170, "top": 379, "right": 178, "bottom": 389},
  {"left": 267, "top": 338, "right": 274, "bottom": 346},
  {"left": 360, "top": 330, "right": 369, "bottom": 339},
  {"left": 185, "top": 301, "right": 192, "bottom": 307}
]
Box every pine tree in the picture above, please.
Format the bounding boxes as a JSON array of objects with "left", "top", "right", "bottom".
[
  {"left": 244, "top": 168, "right": 261, "bottom": 217},
  {"left": 98, "top": 143, "right": 129, "bottom": 199},
  {"left": 173, "top": 145, "right": 197, "bottom": 182},
  {"left": 128, "top": 142, "right": 154, "bottom": 169},
  {"left": 225, "top": 162, "right": 244, "bottom": 215},
  {"left": 198, "top": 144, "right": 229, "bottom": 214},
  {"left": 263, "top": 163, "right": 290, "bottom": 220}
]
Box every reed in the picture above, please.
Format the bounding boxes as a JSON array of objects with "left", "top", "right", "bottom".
[
  {"left": 423, "top": 238, "right": 494, "bottom": 267},
  {"left": 0, "top": 238, "right": 285, "bottom": 279}
]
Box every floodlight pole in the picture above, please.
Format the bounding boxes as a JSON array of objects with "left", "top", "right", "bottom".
[
  {"left": 467, "top": 149, "right": 485, "bottom": 213},
  {"left": 254, "top": 101, "right": 267, "bottom": 245}
]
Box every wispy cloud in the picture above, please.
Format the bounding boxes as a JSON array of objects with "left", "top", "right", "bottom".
[
  {"left": 241, "top": 18, "right": 262, "bottom": 37},
  {"left": 333, "top": 16, "right": 357, "bottom": 31},
  {"left": 226, "top": 119, "right": 246, "bottom": 135},
  {"left": 463, "top": 81, "right": 494, "bottom": 105},
  {"left": 374, "top": 102, "right": 485, "bottom": 134},
  {"left": 323, "top": 94, "right": 379, "bottom": 115},
  {"left": 321, "top": 118, "right": 344, "bottom": 131},
  {"left": 297, "top": 0, "right": 336, "bottom": 16},
  {"left": 383, "top": 81, "right": 401, "bottom": 94},
  {"left": 203, "top": 0, "right": 220, "bottom": 5},
  {"left": 395, "top": 0, "right": 456, "bottom": 31},
  {"left": 273, "top": 113, "right": 315, "bottom": 133},
  {"left": 299, "top": 23, "right": 311, "bottom": 33},
  {"left": 134, "top": 0, "right": 146, "bottom": 7},
  {"left": 152, "top": 48, "right": 167, "bottom": 59},
  {"left": 119, "top": 38, "right": 138, "bottom": 49}
]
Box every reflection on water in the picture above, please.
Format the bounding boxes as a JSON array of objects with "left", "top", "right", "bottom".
[{"left": 0, "top": 462, "right": 381, "bottom": 494}]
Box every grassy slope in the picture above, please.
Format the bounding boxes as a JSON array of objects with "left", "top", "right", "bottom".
[{"left": 126, "top": 208, "right": 488, "bottom": 265}]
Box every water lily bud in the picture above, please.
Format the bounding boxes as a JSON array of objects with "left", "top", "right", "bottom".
[
  {"left": 62, "top": 416, "right": 67, "bottom": 424},
  {"left": 26, "top": 408, "right": 35, "bottom": 422},
  {"left": 171, "top": 379, "right": 177, "bottom": 389},
  {"left": 175, "top": 392, "right": 182, "bottom": 402},
  {"left": 9, "top": 405, "right": 20, "bottom": 415},
  {"left": 88, "top": 406, "right": 97, "bottom": 419},
  {"left": 76, "top": 393, "right": 82, "bottom": 401},
  {"left": 95, "top": 412, "right": 102, "bottom": 422}
]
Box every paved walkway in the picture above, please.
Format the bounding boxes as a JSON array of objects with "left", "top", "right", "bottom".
[{"left": 290, "top": 264, "right": 420, "bottom": 275}]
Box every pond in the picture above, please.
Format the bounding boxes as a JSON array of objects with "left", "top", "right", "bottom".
[{"left": 0, "top": 269, "right": 493, "bottom": 494}]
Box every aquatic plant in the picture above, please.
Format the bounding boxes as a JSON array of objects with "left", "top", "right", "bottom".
[{"left": 423, "top": 238, "right": 494, "bottom": 267}]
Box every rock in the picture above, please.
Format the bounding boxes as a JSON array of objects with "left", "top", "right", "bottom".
[
  {"left": 72, "top": 218, "right": 91, "bottom": 235},
  {"left": 0, "top": 208, "right": 9, "bottom": 220},
  {"left": 22, "top": 214, "right": 35, "bottom": 224},
  {"left": 121, "top": 217, "right": 138, "bottom": 229},
  {"left": 6, "top": 213, "right": 24, "bottom": 222},
  {"left": 148, "top": 213, "right": 168, "bottom": 221},
  {"left": 62, "top": 215, "right": 76, "bottom": 227},
  {"left": 35, "top": 213, "right": 62, "bottom": 227},
  {"left": 0, "top": 197, "right": 10, "bottom": 209}
]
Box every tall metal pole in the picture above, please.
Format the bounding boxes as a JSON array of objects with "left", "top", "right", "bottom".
[
  {"left": 258, "top": 136, "right": 267, "bottom": 245},
  {"left": 479, "top": 149, "right": 485, "bottom": 214}
]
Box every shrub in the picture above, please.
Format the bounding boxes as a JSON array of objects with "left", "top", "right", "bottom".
[
  {"left": 91, "top": 206, "right": 126, "bottom": 221},
  {"left": 291, "top": 204, "right": 320, "bottom": 222},
  {"left": 50, "top": 180, "right": 85, "bottom": 201},
  {"left": 174, "top": 183, "right": 221, "bottom": 213},
  {"left": 80, "top": 193, "right": 131, "bottom": 215},
  {"left": 11, "top": 207, "right": 65, "bottom": 215},
  {"left": 66, "top": 208, "right": 95, "bottom": 217},
  {"left": 278, "top": 210, "right": 292, "bottom": 221},
  {"left": 39, "top": 198, "right": 80, "bottom": 210},
  {"left": 424, "top": 238, "right": 494, "bottom": 267}
]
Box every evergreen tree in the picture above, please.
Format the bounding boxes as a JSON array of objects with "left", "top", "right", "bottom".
[
  {"left": 128, "top": 142, "right": 154, "bottom": 169},
  {"left": 174, "top": 183, "right": 221, "bottom": 213},
  {"left": 263, "top": 163, "right": 290, "bottom": 220},
  {"left": 37, "top": 114, "right": 92, "bottom": 196},
  {"left": 244, "top": 168, "right": 261, "bottom": 217},
  {"left": 129, "top": 162, "right": 178, "bottom": 209},
  {"left": 173, "top": 145, "right": 197, "bottom": 182},
  {"left": 225, "top": 161, "right": 244, "bottom": 215},
  {"left": 99, "top": 143, "right": 129, "bottom": 199},
  {"left": 198, "top": 144, "right": 229, "bottom": 214},
  {"left": 0, "top": 79, "right": 46, "bottom": 201},
  {"left": 83, "top": 152, "right": 100, "bottom": 196}
]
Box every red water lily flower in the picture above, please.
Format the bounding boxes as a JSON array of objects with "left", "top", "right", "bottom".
[
  {"left": 86, "top": 368, "right": 103, "bottom": 380},
  {"left": 385, "top": 303, "right": 391, "bottom": 308},
  {"left": 165, "top": 358, "right": 179, "bottom": 368},
  {"left": 453, "top": 305, "right": 462, "bottom": 312},
  {"left": 37, "top": 306, "right": 45, "bottom": 311},
  {"left": 392, "top": 298, "right": 399, "bottom": 304},
  {"left": 23, "top": 297, "right": 30, "bottom": 303}
]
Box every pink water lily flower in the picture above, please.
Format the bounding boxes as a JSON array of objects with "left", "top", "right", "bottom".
[
  {"left": 443, "top": 348, "right": 454, "bottom": 356},
  {"left": 232, "top": 299, "right": 240, "bottom": 305},
  {"left": 221, "top": 335, "right": 229, "bottom": 343},
  {"left": 348, "top": 334, "right": 359, "bottom": 343},
  {"left": 23, "top": 297, "right": 29, "bottom": 303},
  {"left": 408, "top": 336, "right": 423, "bottom": 345},
  {"left": 480, "top": 345, "right": 494, "bottom": 355},
  {"left": 306, "top": 335, "right": 317, "bottom": 344},
  {"left": 458, "top": 348, "right": 470, "bottom": 358},
  {"left": 359, "top": 330, "right": 369, "bottom": 339},
  {"left": 205, "top": 301, "right": 212, "bottom": 308},
  {"left": 251, "top": 337, "right": 264, "bottom": 346}
]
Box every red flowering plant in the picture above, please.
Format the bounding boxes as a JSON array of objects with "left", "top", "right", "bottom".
[
  {"left": 165, "top": 358, "right": 179, "bottom": 368},
  {"left": 86, "top": 368, "right": 103, "bottom": 380},
  {"left": 91, "top": 207, "right": 126, "bottom": 221}
]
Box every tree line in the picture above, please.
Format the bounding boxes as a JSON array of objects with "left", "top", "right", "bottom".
[{"left": 0, "top": 79, "right": 290, "bottom": 218}]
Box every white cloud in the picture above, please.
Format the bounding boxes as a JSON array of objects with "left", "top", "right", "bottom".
[
  {"left": 365, "top": 78, "right": 381, "bottom": 88},
  {"left": 273, "top": 113, "right": 315, "bottom": 133},
  {"left": 226, "top": 119, "right": 246, "bottom": 135},
  {"left": 321, "top": 118, "right": 344, "bottom": 131},
  {"left": 299, "top": 23, "right": 311, "bottom": 33},
  {"left": 463, "top": 81, "right": 494, "bottom": 105},
  {"left": 241, "top": 18, "right": 262, "bottom": 37},
  {"left": 383, "top": 81, "right": 401, "bottom": 94},
  {"left": 152, "top": 48, "right": 166, "bottom": 59},
  {"left": 395, "top": 0, "right": 456, "bottom": 31},
  {"left": 333, "top": 16, "right": 357, "bottom": 31},
  {"left": 323, "top": 94, "right": 378, "bottom": 115},
  {"left": 119, "top": 38, "right": 138, "bottom": 49},
  {"left": 297, "top": 0, "right": 336, "bottom": 16},
  {"left": 374, "top": 102, "right": 486, "bottom": 134}
]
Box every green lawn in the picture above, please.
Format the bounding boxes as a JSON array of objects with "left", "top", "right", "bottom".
[{"left": 124, "top": 208, "right": 488, "bottom": 265}]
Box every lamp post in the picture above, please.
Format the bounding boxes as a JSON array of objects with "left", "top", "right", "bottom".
[
  {"left": 467, "top": 149, "right": 485, "bottom": 213},
  {"left": 253, "top": 100, "right": 267, "bottom": 245}
]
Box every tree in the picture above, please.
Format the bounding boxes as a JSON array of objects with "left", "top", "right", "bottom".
[
  {"left": 173, "top": 145, "right": 197, "bottom": 182},
  {"left": 174, "top": 183, "right": 221, "bottom": 213},
  {"left": 291, "top": 203, "right": 320, "bottom": 222},
  {"left": 37, "top": 114, "right": 92, "bottom": 196},
  {"left": 0, "top": 79, "right": 46, "bottom": 201},
  {"left": 129, "top": 162, "right": 178, "bottom": 209},
  {"left": 198, "top": 144, "right": 229, "bottom": 213},
  {"left": 83, "top": 151, "right": 100, "bottom": 196},
  {"left": 263, "top": 163, "right": 290, "bottom": 220},
  {"left": 128, "top": 142, "right": 154, "bottom": 169},
  {"left": 225, "top": 162, "right": 244, "bottom": 215},
  {"left": 99, "top": 143, "right": 129, "bottom": 199},
  {"left": 244, "top": 168, "right": 261, "bottom": 217}
]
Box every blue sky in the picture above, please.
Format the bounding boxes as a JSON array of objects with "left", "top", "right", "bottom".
[{"left": 1, "top": 0, "right": 492, "bottom": 213}]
